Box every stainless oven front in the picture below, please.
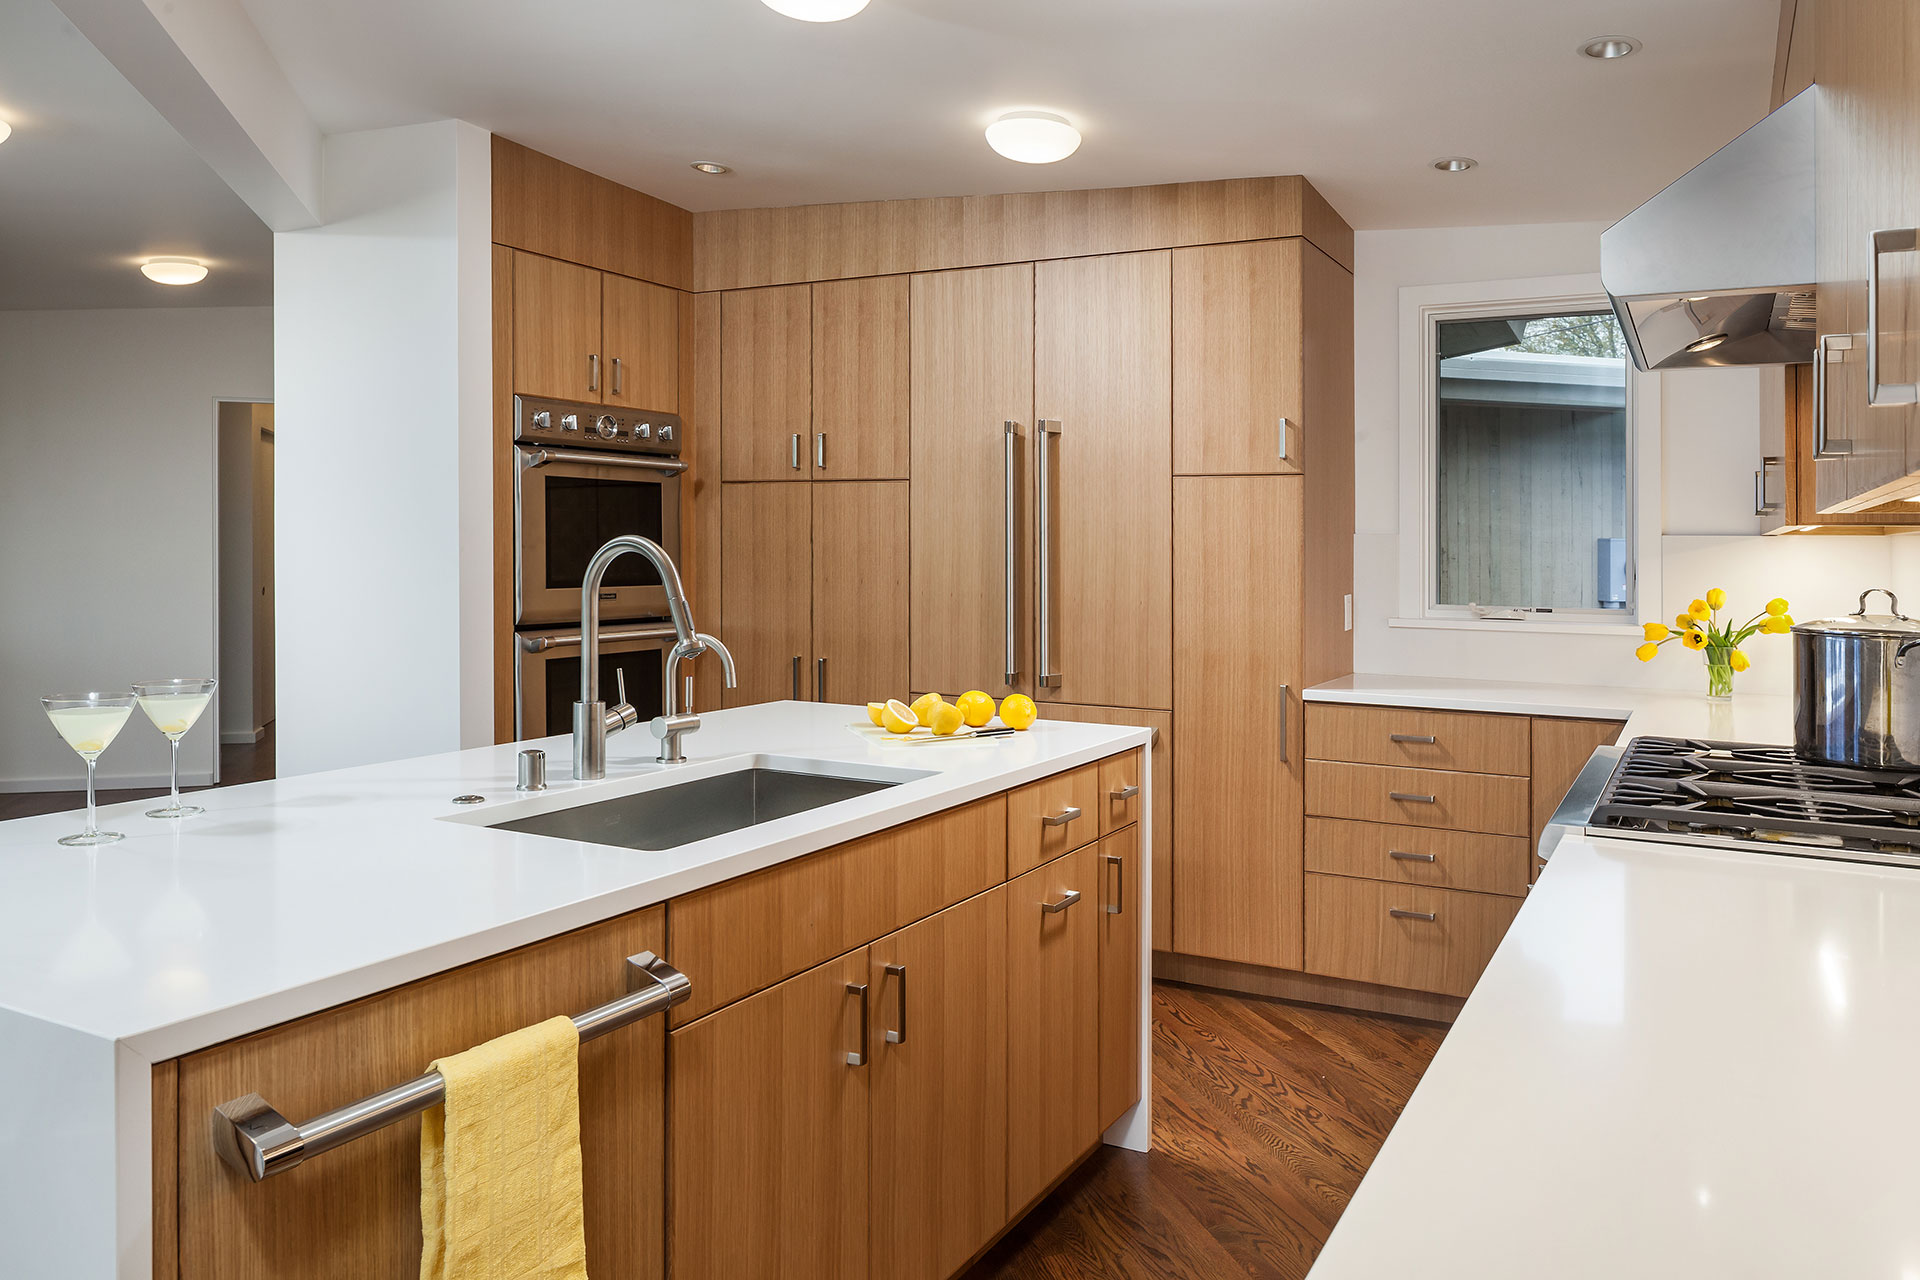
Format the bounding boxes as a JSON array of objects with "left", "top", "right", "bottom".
[
  {"left": 514, "top": 394, "right": 685, "bottom": 626},
  {"left": 515, "top": 623, "right": 677, "bottom": 740}
]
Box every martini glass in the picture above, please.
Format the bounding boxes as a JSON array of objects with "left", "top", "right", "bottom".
[
  {"left": 133, "top": 678, "right": 217, "bottom": 819},
  {"left": 42, "top": 692, "right": 138, "bottom": 846}
]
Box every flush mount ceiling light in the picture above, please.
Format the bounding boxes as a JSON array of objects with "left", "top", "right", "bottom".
[
  {"left": 690, "top": 161, "right": 731, "bottom": 175},
  {"left": 140, "top": 257, "right": 208, "bottom": 286},
  {"left": 1580, "top": 35, "right": 1641, "bottom": 59},
  {"left": 985, "top": 111, "right": 1082, "bottom": 164},
  {"left": 1685, "top": 332, "right": 1729, "bottom": 353},
  {"left": 0, "top": 120, "right": 11, "bottom": 147},
  {"left": 760, "top": 0, "right": 869, "bottom": 20},
  {"left": 1432, "top": 156, "right": 1477, "bottom": 172}
]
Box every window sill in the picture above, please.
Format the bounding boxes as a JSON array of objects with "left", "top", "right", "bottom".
[{"left": 1387, "top": 616, "right": 1645, "bottom": 638}]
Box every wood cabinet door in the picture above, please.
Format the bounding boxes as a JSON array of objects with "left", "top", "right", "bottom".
[
  {"left": 721, "top": 284, "right": 813, "bottom": 481},
  {"left": 1034, "top": 251, "right": 1173, "bottom": 711},
  {"left": 1528, "top": 716, "right": 1623, "bottom": 879},
  {"left": 171, "top": 908, "right": 668, "bottom": 1280},
  {"left": 1044, "top": 706, "right": 1173, "bottom": 952},
  {"left": 669, "top": 949, "right": 870, "bottom": 1280},
  {"left": 1173, "top": 239, "right": 1304, "bottom": 476},
  {"left": 1172, "top": 474, "right": 1304, "bottom": 969},
  {"left": 720, "top": 482, "right": 813, "bottom": 706},
  {"left": 513, "top": 251, "right": 602, "bottom": 402},
  {"left": 812, "top": 276, "right": 909, "bottom": 479},
  {"left": 602, "top": 273, "right": 680, "bottom": 412},
  {"left": 909, "top": 263, "right": 1034, "bottom": 700},
  {"left": 1095, "top": 828, "right": 1144, "bottom": 1133},
  {"left": 812, "top": 481, "right": 908, "bottom": 706},
  {"left": 1005, "top": 845, "right": 1101, "bottom": 1211},
  {"left": 869, "top": 888, "right": 1009, "bottom": 1280}
]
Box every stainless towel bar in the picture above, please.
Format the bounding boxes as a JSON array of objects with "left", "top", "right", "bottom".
[{"left": 212, "top": 952, "right": 692, "bottom": 1182}]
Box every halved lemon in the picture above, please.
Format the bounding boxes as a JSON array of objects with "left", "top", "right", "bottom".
[
  {"left": 866, "top": 701, "right": 887, "bottom": 726},
  {"left": 881, "top": 699, "right": 919, "bottom": 734},
  {"left": 911, "top": 691, "right": 945, "bottom": 726},
  {"left": 956, "top": 689, "right": 996, "bottom": 728},
  {"left": 928, "top": 701, "right": 965, "bottom": 736},
  {"left": 999, "top": 693, "right": 1038, "bottom": 731}
]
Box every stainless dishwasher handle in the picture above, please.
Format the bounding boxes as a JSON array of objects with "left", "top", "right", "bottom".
[
  {"left": 1868, "top": 229, "right": 1920, "bottom": 406},
  {"left": 1041, "top": 805, "right": 1082, "bottom": 827},
  {"left": 1389, "top": 908, "right": 1437, "bottom": 922},
  {"left": 1390, "top": 850, "right": 1437, "bottom": 863},
  {"left": 845, "top": 982, "right": 869, "bottom": 1066},
  {"left": 884, "top": 963, "right": 907, "bottom": 1045},
  {"left": 1036, "top": 419, "right": 1061, "bottom": 687},
  {"left": 1003, "top": 420, "right": 1019, "bottom": 685},
  {"left": 1813, "top": 333, "right": 1855, "bottom": 458},
  {"left": 1389, "top": 791, "right": 1437, "bottom": 804},
  {"left": 1390, "top": 733, "right": 1437, "bottom": 744},
  {"left": 1041, "top": 888, "right": 1081, "bottom": 914},
  {"left": 1104, "top": 853, "right": 1124, "bottom": 915}
]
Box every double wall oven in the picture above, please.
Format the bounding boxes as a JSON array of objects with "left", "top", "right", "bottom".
[{"left": 513, "top": 394, "right": 685, "bottom": 738}]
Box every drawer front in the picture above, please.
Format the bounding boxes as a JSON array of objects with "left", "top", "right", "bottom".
[
  {"left": 1097, "top": 749, "right": 1144, "bottom": 834},
  {"left": 1306, "top": 760, "right": 1529, "bottom": 837},
  {"left": 1308, "top": 703, "right": 1530, "bottom": 775},
  {"left": 1306, "top": 817, "right": 1530, "bottom": 898},
  {"left": 1305, "top": 874, "right": 1521, "bottom": 998},
  {"left": 1008, "top": 762, "right": 1100, "bottom": 877}
]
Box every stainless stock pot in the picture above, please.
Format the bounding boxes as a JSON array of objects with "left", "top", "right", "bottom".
[{"left": 1793, "top": 588, "right": 1920, "bottom": 768}]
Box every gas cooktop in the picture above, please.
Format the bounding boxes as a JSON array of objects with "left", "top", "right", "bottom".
[{"left": 1588, "top": 736, "right": 1920, "bottom": 867}]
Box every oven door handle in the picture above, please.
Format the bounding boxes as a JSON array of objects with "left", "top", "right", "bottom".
[
  {"left": 519, "top": 625, "right": 679, "bottom": 653},
  {"left": 519, "top": 448, "right": 688, "bottom": 474}
]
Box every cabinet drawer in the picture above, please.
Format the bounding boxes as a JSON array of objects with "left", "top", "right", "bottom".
[
  {"left": 1007, "top": 762, "right": 1100, "bottom": 877},
  {"left": 669, "top": 797, "right": 1006, "bottom": 1024},
  {"left": 1306, "top": 760, "right": 1529, "bottom": 837},
  {"left": 1305, "top": 874, "right": 1521, "bottom": 998},
  {"left": 1098, "top": 749, "right": 1144, "bottom": 834},
  {"left": 1306, "top": 818, "right": 1530, "bottom": 898},
  {"left": 1307, "top": 703, "right": 1530, "bottom": 775}
]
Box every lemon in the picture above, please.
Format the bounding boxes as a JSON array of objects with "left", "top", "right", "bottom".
[
  {"left": 956, "top": 690, "right": 996, "bottom": 728},
  {"left": 928, "top": 702, "right": 965, "bottom": 736},
  {"left": 866, "top": 701, "right": 887, "bottom": 726},
  {"left": 999, "top": 693, "right": 1038, "bottom": 730},
  {"left": 881, "top": 699, "right": 919, "bottom": 734},
  {"left": 911, "top": 691, "right": 945, "bottom": 726}
]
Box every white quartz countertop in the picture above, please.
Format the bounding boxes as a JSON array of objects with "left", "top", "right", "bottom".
[
  {"left": 1306, "top": 672, "right": 1796, "bottom": 746},
  {"left": 0, "top": 702, "right": 1149, "bottom": 1061},
  {"left": 1308, "top": 833, "right": 1920, "bottom": 1279}
]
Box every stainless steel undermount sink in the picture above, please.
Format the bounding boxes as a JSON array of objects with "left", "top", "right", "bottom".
[{"left": 486, "top": 758, "right": 929, "bottom": 852}]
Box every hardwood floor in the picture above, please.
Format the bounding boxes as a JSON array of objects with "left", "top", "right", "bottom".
[
  {"left": 0, "top": 722, "right": 276, "bottom": 822},
  {"left": 963, "top": 982, "right": 1446, "bottom": 1280}
]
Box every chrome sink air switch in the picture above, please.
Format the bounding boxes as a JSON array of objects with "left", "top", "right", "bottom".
[{"left": 517, "top": 749, "right": 547, "bottom": 792}]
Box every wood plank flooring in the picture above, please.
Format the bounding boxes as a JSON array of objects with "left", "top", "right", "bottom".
[
  {"left": 0, "top": 723, "right": 276, "bottom": 823},
  {"left": 964, "top": 982, "right": 1445, "bottom": 1280}
]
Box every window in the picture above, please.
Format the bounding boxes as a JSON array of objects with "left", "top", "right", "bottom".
[{"left": 1430, "top": 308, "right": 1632, "bottom": 616}]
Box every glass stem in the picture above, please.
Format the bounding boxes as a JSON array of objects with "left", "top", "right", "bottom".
[
  {"left": 84, "top": 757, "right": 98, "bottom": 838},
  {"left": 169, "top": 737, "right": 181, "bottom": 811}
]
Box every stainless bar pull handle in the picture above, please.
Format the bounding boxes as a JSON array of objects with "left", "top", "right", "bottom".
[
  {"left": 846, "top": 982, "right": 869, "bottom": 1066},
  {"left": 1868, "top": 229, "right": 1920, "bottom": 406},
  {"left": 1104, "top": 853, "right": 1124, "bottom": 915},
  {"left": 1111, "top": 783, "right": 1140, "bottom": 801},
  {"left": 1278, "top": 683, "right": 1290, "bottom": 762},
  {"left": 1036, "top": 419, "right": 1061, "bottom": 688},
  {"left": 884, "top": 963, "right": 907, "bottom": 1045},
  {"left": 815, "top": 431, "right": 826, "bottom": 470},
  {"left": 1278, "top": 416, "right": 1293, "bottom": 461},
  {"left": 790, "top": 433, "right": 801, "bottom": 469},
  {"left": 1003, "top": 420, "right": 1019, "bottom": 685},
  {"left": 612, "top": 356, "right": 623, "bottom": 397},
  {"left": 1041, "top": 805, "right": 1082, "bottom": 827},
  {"left": 816, "top": 656, "right": 826, "bottom": 703},
  {"left": 1041, "top": 888, "right": 1081, "bottom": 914},
  {"left": 213, "top": 953, "right": 691, "bottom": 1182},
  {"left": 791, "top": 655, "right": 802, "bottom": 700},
  {"left": 519, "top": 449, "right": 689, "bottom": 475},
  {"left": 1390, "top": 850, "right": 1437, "bottom": 863},
  {"left": 1389, "top": 908, "right": 1438, "bottom": 922},
  {"left": 1389, "top": 791, "right": 1437, "bottom": 804},
  {"left": 1755, "top": 456, "right": 1783, "bottom": 516},
  {"left": 588, "top": 353, "right": 600, "bottom": 392},
  {"left": 1813, "top": 333, "right": 1855, "bottom": 458},
  {"left": 1389, "top": 733, "right": 1437, "bottom": 744}
]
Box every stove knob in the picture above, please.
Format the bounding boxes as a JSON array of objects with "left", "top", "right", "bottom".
[
  {"left": 560, "top": 413, "right": 579, "bottom": 433},
  {"left": 531, "top": 410, "right": 551, "bottom": 431},
  {"left": 658, "top": 422, "right": 676, "bottom": 443},
  {"left": 595, "top": 414, "right": 619, "bottom": 440},
  {"left": 633, "top": 421, "right": 652, "bottom": 441}
]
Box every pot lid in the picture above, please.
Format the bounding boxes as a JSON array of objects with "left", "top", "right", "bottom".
[{"left": 1793, "top": 588, "right": 1920, "bottom": 638}]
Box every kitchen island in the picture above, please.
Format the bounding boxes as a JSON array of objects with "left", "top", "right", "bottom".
[{"left": 0, "top": 701, "right": 1153, "bottom": 1279}]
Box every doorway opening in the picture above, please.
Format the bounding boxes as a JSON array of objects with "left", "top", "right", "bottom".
[{"left": 216, "top": 399, "right": 276, "bottom": 785}]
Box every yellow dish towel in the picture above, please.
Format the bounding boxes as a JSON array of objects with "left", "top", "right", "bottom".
[{"left": 420, "top": 1014, "right": 589, "bottom": 1280}]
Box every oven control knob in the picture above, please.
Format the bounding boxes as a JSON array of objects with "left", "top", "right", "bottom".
[
  {"left": 633, "top": 421, "right": 652, "bottom": 441},
  {"left": 658, "top": 422, "right": 675, "bottom": 443},
  {"left": 560, "top": 413, "right": 579, "bottom": 433},
  {"left": 594, "top": 414, "right": 619, "bottom": 440},
  {"left": 531, "top": 410, "right": 551, "bottom": 431}
]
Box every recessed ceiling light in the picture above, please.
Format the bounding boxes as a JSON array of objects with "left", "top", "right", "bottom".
[
  {"left": 985, "top": 111, "right": 1082, "bottom": 164},
  {"left": 1432, "top": 157, "right": 1477, "bottom": 172},
  {"left": 140, "top": 257, "right": 208, "bottom": 286},
  {"left": 760, "top": 0, "right": 869, "bottom": 20},
  {"left": 691, "top": 161, "right": 731, "bottom": 175},
  {"left": 1685, "top": 332, "right": 1729, "bottom": 353},
  {"left": 1580, "top": 35, "right": 1641, "bottom": 59}
]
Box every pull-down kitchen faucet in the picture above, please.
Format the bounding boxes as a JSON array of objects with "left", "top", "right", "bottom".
[{"left": 574, "top": 535, "right": 736, "bottom": 779}]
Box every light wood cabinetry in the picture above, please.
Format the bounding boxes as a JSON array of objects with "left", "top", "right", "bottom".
[
  {"left": 669, "top": 948, "right": 871, "bottom": 1280},
  {"left": 812, "top": 276, "right": 909, "bottom": 480},
  {"left": 1006, "top": 761, "right": 1100, "bottom": 877},
  {"left": 908, "top": 263, "right": 1035, "bottom": 701},
  {"left": 1098, "top": 748, "right": 1143, "bottom": 834},
  {"left": 1307, "top": 818, "right": 1531, "bottom": 899},
  {"left": 1095, "top": 828, "right": 1143, "bottom": 1133},
  {"left": 1033, "top": 251, "right": 1173, "bottom": 711},
  {"left": 602, "top": 273, "right": 680, "bottom": 411},
  {"left": 1307, "top": 761, "right": 1530, "bottom": 837},
  {"left": 1306, "top": 703, "right": 1530, "bottom": 776},
  {"left": 1041, "top": 706, "right": 1172, "bottom": 952},
  {"left": 1529, "top": 716, "right": 1623, "bottom": 879},
  {"left": 721, "top": 284, "right": 814, "bottom": 482},
  {"left": 869, "top": 888, "right": 1009, "bottom": 1280},
  {"left": 812, "top": 481, "right": 908, "bottom": 705},
  {"left": 171, "top": 908, "right": 669, "bottom": 1280},
  {"left": 720, "top": 482, "right": 814, "bottom": 704},
  {"left": 1304, "top": 874, "right": 1522, "bottom": 1000},
  {"left": 1005, "top": 844, "right": 1102, "bottom": 1212},
  {"left": 512, "top": 251, "right": 604, "bottom": 402},
  {"left": 1173, "top": 239, "right": 1306, "bottom": 475}
]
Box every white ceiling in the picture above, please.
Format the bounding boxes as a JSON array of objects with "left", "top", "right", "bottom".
[
  {"left": 0, "top": 0, "right": 271, "bottom": 310},
  {"left": 237, "top": 0, "right": 1779, "bottom": 229}
]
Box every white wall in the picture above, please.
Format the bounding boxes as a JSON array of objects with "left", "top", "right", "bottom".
[
  {"left": 1354, "top": 220, "right": 1889, "bottom": 698},
  {"left": 0, "top": 307, "right": 272, "bottom": 789},
  {"left": 273, "top": 119, "right": 492, "bottom": 777}
]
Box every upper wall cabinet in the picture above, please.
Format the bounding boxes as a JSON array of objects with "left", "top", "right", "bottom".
[
  {"left": 603, "top": 274, "right": 680, "bottom": 411},
  {"left": 1173, "top": 239, "right": 1306, "bottom": 475},
  {"left": 721, "top": 284, "right": 814, "bottom": 481},
  {"left": 813, "top": 276, "right": 910, "bottom": 480},
  {"left": 510, "top": 249, "right": 680, "bottom": 410}
]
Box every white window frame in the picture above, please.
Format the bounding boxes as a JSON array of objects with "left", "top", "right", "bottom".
[{"left": 1392, "top": 272, "right": 1661, "bottom": 636}]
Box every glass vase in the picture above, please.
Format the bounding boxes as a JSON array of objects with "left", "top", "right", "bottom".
[{"left": 1705, "top": 646, "right": 1736, "bottom": 701}]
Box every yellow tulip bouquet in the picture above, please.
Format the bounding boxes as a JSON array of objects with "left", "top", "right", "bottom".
[{"left": 1634, "top": 589, "right": 1793, "bottom": 699}]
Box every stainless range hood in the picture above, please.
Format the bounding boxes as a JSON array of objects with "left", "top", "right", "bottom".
[{"left": 1601, "top": 87, "right": 1817, "bottom": 371}]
